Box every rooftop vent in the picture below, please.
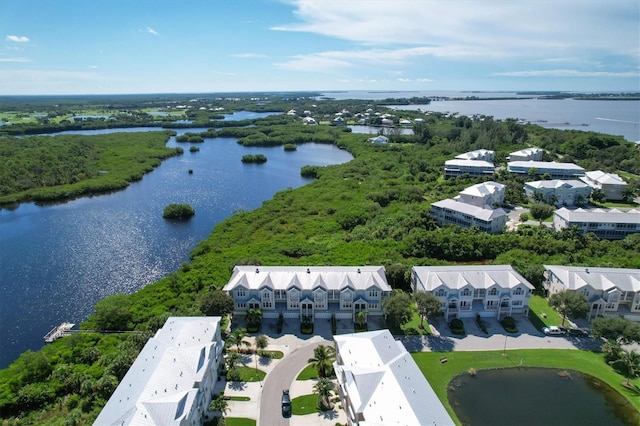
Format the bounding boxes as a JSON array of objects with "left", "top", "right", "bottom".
[{"left": 256, "top": 268, "right": 259, "bottom": 273}]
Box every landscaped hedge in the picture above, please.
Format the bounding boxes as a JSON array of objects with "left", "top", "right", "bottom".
[
  {"left": 501, "top": 316, "right": 518, "bottom": 333},
  {"left": 449, "top": 318, "right": 465, "bottom": 335}
]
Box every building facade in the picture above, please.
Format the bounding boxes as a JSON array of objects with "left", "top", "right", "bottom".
[
  {"left": 431, "top": 198, "right": 508, "bottom": 234},
  {"left": 553, "top": 207, "right": 640, "bottom": 239},
  {"left": 508, "top": 147, "right": 543, "bottom": 162},
  {"left": 334, "top": 330, "right": 454, "bottom": 426},
  {"left": 524, "top": 179, "right": 592, "bottom": 207},
  {"left": 444, "top": 159, "right": 495, "bottom": 179},
  {"left": 580, "top": 170, "right": 628, "bottom": 201},
  {"left": 223, "top": 266, "right": 391, "bottom": 321},
  {"left": 455, "top": 181, "right": 506, "bottom": 207},
  {"left": 412, "top": 265, "right": 534, "bottom": 320},
  {"left": 508, "top": 161, "right": 585, "bottom": 179},
  {"left": 544, "top": 265, "right": 640, "bottom": 321},
  {"left": 94, "top": 317, "right": 224, "bottom": 426}
]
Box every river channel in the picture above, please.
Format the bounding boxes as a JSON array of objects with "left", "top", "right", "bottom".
[{"left": 0, "top": 112, "right": 353, "bottom": 368}]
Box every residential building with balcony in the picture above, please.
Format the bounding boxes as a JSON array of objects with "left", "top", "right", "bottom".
[
  {"left": 454, "top": 181, "right": 506, "bottom": 208},
  {"left": 508, "top": 147, "right": 543, "bottom": 162},
  {"left": 444, "top": 159, "right": 495, "bottom": 179},
  {"left": 524, "top": 179, "right": 592, "bottom": 207},
  {"left": 412, "top": 265, "right": 534, "bottom": 320},
  {"left": 223, "top": 266, "right": 391, "bottom": 321},
  {"left": 507, "top": 161, "right": 585, "bottom": 179},
  {"left": 333, "top": 329, "right": 454, "bottom": 426},
  {"left": 553, "top": 207, "right": 640, "bottom": 239},
  {"left": 430, "top": 198, "right": 508, "bottom": 234},
  {"left": 580, "top": 170, "right": 628, "bottom": 201},
  {"left": 94, "top": 317, "right": 224, "bottom": 426},
  {"left": 544, "top": 265, "right": 640, "bottom": 322}
]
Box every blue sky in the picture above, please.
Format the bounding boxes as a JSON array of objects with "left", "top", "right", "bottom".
[{"left": 1, "top": 0, "right": 638, "bottom": 95}]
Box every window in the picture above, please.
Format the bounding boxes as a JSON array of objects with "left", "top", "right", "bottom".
[
  {"left": 275, "top": 290, "right": 286, "bottom": 299},
  {"left": 236, "top": 302, "right": 246, "bottom": 309},
  {"left": 487, "top": 300, "right": 496, "bottom": 307},
  {"left": 289, "top": 291, "right": 299, "bottom": 309},
  {"left": 261, "top": 291, "right": 271, "bottom": 301},
  {"left": 235, "top": 288, "right": 246, "bottom": 298},
  {"left": 489, "top": 288, "right": 498, "bottom": 296},
  {"left": 512, "top": 300, "right": 523, "bottom": 307},
  {"left": 262, "top": 301, "right": 272, "bottom": 308},
  {"left": 513, "top": 287, "right": 523, "bottom": 295},
  {"left": 328, "top": 290, "right": 340, "bottom": 300},
  {"left": 368, "top": 289, "right": 379, "bottom": 298},
  {"left": 606, "top": 303, "right": 616, "bottom": 310},
  {"left": 368, "top": 303, "right": 379, "bottom": 310},
  {"left": 580, "top": 288, "right": 590, "bottom": 297},
  {"left": 462, "top": 288, "right": 471, "bottom": 297},
  {"left": 341, "top": 292, "right": 353, "bottom": 309},
  {"left": 435, "top": 289, "right": 446, "bottom": 297}
]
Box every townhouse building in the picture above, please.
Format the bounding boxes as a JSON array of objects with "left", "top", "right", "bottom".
[
  {"left": 508, "top": 161, "right": 585, "bottom": 180},
  {"left": 580, "top": 170, "right": 628, "bottom": 201},
  {"left": 94, "top": 317, "right": 224, "bottom": 426},
  {"left": 444, "top": 159, "right": 495, "bottom": 179},
  {"left": 508, "top": 147, "right": 543, "bottom": 162},
  {"left": 334, "top": 330, "right": 454, "bottom": 426},
  {"left": 455, "top": 181, "right": 506, "bottom": 208},
  {"left": 544, "top": 265, "right": 640, "bottom": 321},
  {"left": 553, "top": 207, "right": 640, "bottom": 239},
  {"left": 223, "top": 266, "right": 391, "bottom": 321},
  {"left": 412, "top": 265, "right": 534, "bottom": 320},
  {"left": 524, "top": 179, "right": 592, "bottom": 207},
  {"left": 430, "top": 198, "right": 508, "bottom": 234}
]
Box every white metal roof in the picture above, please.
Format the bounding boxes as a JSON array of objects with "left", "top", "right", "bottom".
[
  {"left": 525, "top": 179, "right": 589, "bottom": 189},
  {"left": 554, "top": 207, "right": 640, "bottom": 224},
  {"left": 544, "top": 265, "right": 640, "bottom": 292},
  {"left": 583, "top": 170, "right": 627, "bottom": 186},
  {"left": 93, "top": 317, "right": 222, "bottom": 426},
  {"left": 459, "top": 181, "right": 505, "bottom": 197},
  {"left": 431, "top": 198, "right": 507, "bottom": 221},
  {"left": 508, "top": 161, "right": 585, "bottom": 172},
  {"left": 454, "top": 149, "right": 494, "bottom": 160},
  {"left": 445, "top": 159, "right": 495, "bottom": 168},
  {"left": 413, "top": 265, "right": 535, "bottom": 292},
  {"left": 334, "top": 330, "right": 454, "bottom": 426},
  {"left": 223, "top": 266, "right": 391, "bottom": 292}
]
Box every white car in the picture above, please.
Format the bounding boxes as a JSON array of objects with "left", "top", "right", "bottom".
[{"left": 543, "top": 326, "right": 564, "bottom": 335}]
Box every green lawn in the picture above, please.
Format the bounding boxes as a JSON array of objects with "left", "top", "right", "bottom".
[
  {"left": 401, "top": 309, "right": 432, "bottom": 336},
  {"left": 225, "top": 418, "right": 256, "bottom": 426},
  {"left": 229, "top": 366, "right": 266, "bottom": 382},
  {"left": 412, "top": 349, "right": 640, "bottom": 425},
  {"left": 291, "top": 394, "right": 319, "bottom": 415},
  {"left": 296, "top": 364, "right": 318, "bottom": 380},
  {"left": 228, "top": 396, "right": 251, "bottom": 401},
  {"left": 528, "top": 294, "right": 563, "bottom": 328}
]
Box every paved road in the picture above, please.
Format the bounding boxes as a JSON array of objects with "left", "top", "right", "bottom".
[{"left": 259, "top": 339, "right": 331, "bottom": 426}]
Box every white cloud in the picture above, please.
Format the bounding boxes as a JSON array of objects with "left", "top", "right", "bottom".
[
  {"left": 231, "top": 53, "right": 268, "bottom": 59},
  {"left": 0, "top": 57, "right": 31, "bottom": 62},
  {"left": 6, "top": 35, "right": 29, "bottom": 43},
  {"left": 493, "top": 69, "right": 639, "bottom": 78},
  {"left": 89, "top": 65, "right": 99, "bottom": 69},
  {"left": 146, "top": 27, "right": 159, "bottom": 36},
  {"left": 275, "top": 0, "right": 639, "bottom": 61}
]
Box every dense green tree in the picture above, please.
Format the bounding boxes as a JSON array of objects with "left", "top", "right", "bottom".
[
  {"left": 548, "top": 291, "right": 589, "bottom": 325},
  {"left": 162, "top": 203, "right": 195, "bottom": 219},
  {"left": 200, "top": 289, "right": 234, "bottom": 316},
  {"left": 529, "top": 203, "right": 555, "bottom": 224},
  {"left": 255, "top": 334, "right": 269, "bottom": 355},
  {"left": 209, "top": 392, "right": 230, "bottom": 417},
  {"left": 90, "top": 294, "right": 133, "bottom": 331},
  {"left": 591, "top": 317, "right": 640, "bottom": 344},
  {"left": 613, "top": 349, "right": 640, "bottom": 386},
  {"left": 414, "top": 292, "right": 442, "bottom": 326},
  {"left": 591, "top": 188, "right": 606, "bottom": 203},
  {"left": 313, "top": 377, "right": 334, "bottom": 411},
  {"left": 383, "top": 290, "right": 414, "bottom": 328}
]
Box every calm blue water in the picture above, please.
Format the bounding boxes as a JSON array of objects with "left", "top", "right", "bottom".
[{"left": 0, "top": 121, "right": 352, "bottom": 368}]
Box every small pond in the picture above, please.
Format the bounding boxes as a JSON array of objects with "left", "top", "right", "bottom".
[{"left": 447, "top": 368, "right": 639, "bottom": 426}]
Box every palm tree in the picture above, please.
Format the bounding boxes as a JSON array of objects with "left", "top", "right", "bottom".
[
  {"left": 355, "top": 309, "right": 368, "bottom": 330},
  {"left": 255, "top": 334, "right": 268, "bottom": 356},
  {"left": 246, "top": 308, "right": 262, "bottom": 332},
  {"left": 209, "top": 393, "right": 229, "bottom": 417},
  {"left": 308, "top": 345, "right": 336, "bottom": 378},
  {"left": 614, "top": 349, "right": 640, "bottom": 386},
  {"left": 313, "top": 377, "right": 334, "bottom": 411},
  {"left": 226, "top": 351, "right": 241, "bottom": 372},
  {"left": 226, "top": 327, "right": 251, "bottom": 353}
]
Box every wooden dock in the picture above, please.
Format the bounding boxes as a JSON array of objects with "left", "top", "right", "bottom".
[{"left": 44, "top": 322, "right": 75, "bottom": 343}]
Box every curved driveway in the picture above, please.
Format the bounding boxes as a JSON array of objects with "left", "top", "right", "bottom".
[{"left": 259, "top": 339, "right": 331, "bottom": 426}]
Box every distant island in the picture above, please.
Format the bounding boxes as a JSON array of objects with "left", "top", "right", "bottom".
[
  {"left": 162, "top": 203, "right": 195, "bottom": 219},
  {"left": 241, "top": 154, "right": 268, "bottom": 163}
]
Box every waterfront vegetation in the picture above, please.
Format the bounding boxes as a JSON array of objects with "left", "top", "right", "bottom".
[
  {"left": 0, "top": 131, "right": 180, "bottom": 205},
  {"left": 240, "top": 154, "right": 267, "bottom": 164},
  {"left": 0, "top": 94, "right": 639, "bottom": 424},
  {"left": 162, "top": 203, "right": 196, "bottom": 219},
  {"left": 413, "top": 349, "right": 640, "bottom": 422}
]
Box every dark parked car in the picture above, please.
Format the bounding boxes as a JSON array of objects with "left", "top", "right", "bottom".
[
  {"left": 282, "top": 389, "right": 291, "bottom": 417},
  {"left": 567, "top": 327, "right": 590, "bottom": 337}
]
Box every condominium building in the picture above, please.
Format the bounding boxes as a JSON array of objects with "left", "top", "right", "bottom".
[
  {"left": 553, "top": 207, "right": 640, "bottom": 239},
  {"left": 444, "top": 159, "right": 495, "bottom": 179},
  {"left": 431, "top": 198, "right": 508, "bottom": 234},
  {"left": 455, "top": 149, "right": 495, "bottom": 162},
  {"left": 223, "top": 266, "right": 391, "bottom": 321},
  {"left": 412, "top": 265, "right": 534, "bottom": 320},
  {"left": 94, "top": 317, "right": 224, "bottom": 426},
  {"left": 455, "top": 181, "right": 506, "bottom": 208},
  {"left": 508, "top": 161, "right": 585, "bottom": 179},
  {"left": 524, "top": 179, "right": 592, "bottom": 207},
  {"left": 544, "top": 265, "right": 640, "bottom": 321},
  {"left": 334, "top": 330, "right": 455, "bottom": 426},
  {"left": 508, "top": 147, "right": 543, "bottom": 162},
  {"left": 580, "top": 170, "right": 628, "bottom": 201}
]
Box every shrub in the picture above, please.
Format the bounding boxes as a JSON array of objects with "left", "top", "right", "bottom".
[
  {"left": 241, "top": 154, "right": 267, "bottom": 163},
  {"left": 476, "top": 313, "right": 488, "bottom": 334},
  {"left": 501, "top": 316, "right": 518, "bottom": 333},
  {"left": 449, "top": 318, "right": 465, "bottom": 335},
  {"left": 284, "top": 144, "right": 297, "bottom": 151},
  {"left": 277, "top": 312, "right": 284, "bottom": 334},
  {"left": 162, "top": 203, "right": 195, "bottom": 219},
  {"left": 331, "top": 313, "right": 337, "bottom": 335}
]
